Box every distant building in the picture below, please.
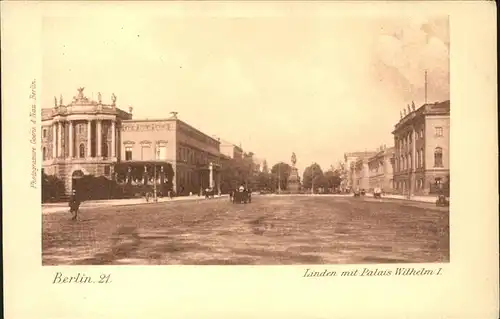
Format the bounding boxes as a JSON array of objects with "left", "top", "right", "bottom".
[
  {"left": 368, "top": 145, "right": 395, "bottom": 192},
  {"left": 344, "top": 151, "right": 374, "bottom": 190},
  {"left": 392, "top": 100, "right": 450, "bottom": 195},
  {"left": 219, "top": 140, "right": 244, "bottom": 159},
  {"left": 352, "top": 152, "right": 377, "bottom": 190}
]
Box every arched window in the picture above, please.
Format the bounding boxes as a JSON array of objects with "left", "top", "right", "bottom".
[
  {"left": 42, "top": 147, "right": 47, "bottom": 161},
  {"left": 434, "top": 147, "right": 443, "bottom": 167},
  {"left": 79, "top": 143, "right": 85, "bottom": 158}
]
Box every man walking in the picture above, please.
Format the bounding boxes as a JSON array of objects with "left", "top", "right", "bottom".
[{"left": 68, "top": 189, "right": 81, "bottom": 221}]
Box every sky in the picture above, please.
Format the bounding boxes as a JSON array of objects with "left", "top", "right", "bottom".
[{"left": 42, "top": 14, "right": 449, "bottom": 174}]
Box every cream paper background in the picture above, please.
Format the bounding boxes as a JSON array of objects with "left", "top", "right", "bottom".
[{"left": 2, "top": 1, "right": 498, "bottom": 319}]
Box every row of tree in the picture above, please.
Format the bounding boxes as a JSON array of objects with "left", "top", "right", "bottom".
[{"left": 219, "top": 156, "right": 343, "bottom": 192}]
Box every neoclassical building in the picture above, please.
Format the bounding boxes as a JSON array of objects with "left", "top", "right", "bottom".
[
  {"left": 392, "top": 100, "right": 450, "bottom": 195},
  {"left": 42, "top": 88, "right": 224, "bottom": 195},
  {"left": 367, "top": 145, "right": 395, "bottom": 192}
]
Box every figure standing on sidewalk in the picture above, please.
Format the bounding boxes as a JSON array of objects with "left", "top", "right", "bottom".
[{"left": 68, "top": 189, "right": 81, "bottom": 221}]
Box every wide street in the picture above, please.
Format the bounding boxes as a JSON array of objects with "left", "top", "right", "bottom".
[{"left": 42, "top": 195, "right": 449, "bottom": 265}]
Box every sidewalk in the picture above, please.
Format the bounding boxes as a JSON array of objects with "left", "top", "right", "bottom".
[
  {"left": 263, "top": 193, "right": 438, "bottom": 203},
  {"left": 42, "top": 194, "right": 229, "bottom": 214}
]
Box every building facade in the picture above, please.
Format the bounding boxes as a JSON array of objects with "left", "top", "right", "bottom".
[
  {"left": 352, "top": 152, "right": 377, "bottom": 190},
  {"left": 368, "top": 146, "right": 395, "bottom": 192},
  {"left": 344, "top": 151, "right": 375, "bottom": 190},
  {"left": 42, "top": 88, "right": 224, "bottom": 195},
  {"left": 392, "top": 100, "right": 450, "bottom": 195},
  {"left": 219, "top": 140, "right": 243, "bottom": 159}
]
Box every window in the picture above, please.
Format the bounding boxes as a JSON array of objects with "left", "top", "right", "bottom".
[
  {"left": 434, "top": 147, "right": 443, "bottom": 167},
  {"left": 104, "top": 165, "right": 110, "bottom": 176},
  {"left": 125, "top": 146, "right": 133, "bottom": 160},
  {"left": 156, "top": 144, "right": 167, "bottom": 160},
  {"left": 42, "top": 129, "right": 47, "bottom": 138},
  {"left": 435, "top": 127, "right": 443, "bottom": 137},
  {"left": 420, "top": 149, "right": 424, "bottom": 168},
  {"left": 79, "top": 124, "right": 84, "bottom": 134},
  {"left": 42, "top": 147, "right": 47, "bottom": 160},
  {"left": 141, "top": 145, "right": 150, "bottom": 160},
  {"left": 79, "top": 144, "right": 85, "bottom": 158}
]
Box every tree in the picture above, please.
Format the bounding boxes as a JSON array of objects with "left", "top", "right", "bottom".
[
  {"left": 324, "top": 169, "right": 342, "bottom": 190},
  {"left": 221, "top": 156, "right": 255, "bottom": 190},
  {"left": 271, "top": 162, "right": 292, "bottom": 190},
  {"left": 302, "top": 163, "right": 324, "bottom": 190},
  {"left": 256, "top": 171, "right": 275, "bottom": 190}
]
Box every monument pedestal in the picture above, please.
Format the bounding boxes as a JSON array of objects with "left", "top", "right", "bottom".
[{"left": 287, "top": 167, "right": 301, "bottom": 193}]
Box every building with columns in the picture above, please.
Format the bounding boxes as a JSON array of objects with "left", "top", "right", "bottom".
[
  {"left": 351, "top": 151, "right": 377, "bottom": 190},
  {"left": 344, "top": 151, "right": 374, "bottom": 190},
  {"left": 367, "top": 145, "right": 395, "bottom": 193},
  {"left": 392, "top": 100, "right": 450, "bottom": 196},
  {"left": 42, "top": 88, "right": 224, "bottom": 196}
]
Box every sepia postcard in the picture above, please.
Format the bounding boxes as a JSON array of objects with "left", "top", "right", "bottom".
[{"left": 2, "top": 1, "right": 498, "bottom": 319}]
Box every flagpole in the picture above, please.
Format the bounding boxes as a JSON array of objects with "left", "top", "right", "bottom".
[{"left": 424, "top": 70, "right": 428, "bottom": 104}]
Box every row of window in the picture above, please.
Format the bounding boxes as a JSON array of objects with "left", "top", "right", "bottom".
[
  {"left": 125, "top": 144, "right": 167, "bottom": 161},
  {"left": 395, "top": 177, "right": 444, "bottom": 191},
  {"left": 41, "top": 124, "right": 115, "bottom": 139},
  {"left": 395, "top": 147, "right": 443, "bottom": 172},
  {"left": 42, "top": 143, "right": 112, "bottom": 160},
  {"left": 396, "top": 127, "right": 444, "bottom": 151}
]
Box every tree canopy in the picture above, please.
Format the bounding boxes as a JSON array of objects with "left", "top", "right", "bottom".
[
  {"left": 302, "top": 163, "right": 324, "bottom": 189},
  {"left": 271, "top": 162, "right": 292, "bottom": 190}
]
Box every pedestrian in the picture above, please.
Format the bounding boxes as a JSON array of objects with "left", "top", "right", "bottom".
[{"left": 68, "top": 189, "right": 81, "bottom": 221}]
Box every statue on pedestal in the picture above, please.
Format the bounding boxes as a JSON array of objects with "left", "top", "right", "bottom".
[{"left": 287, "top": 152, "right": 301, "bottom": 193}]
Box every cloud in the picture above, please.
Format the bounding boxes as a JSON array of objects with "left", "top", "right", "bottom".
[{"left": 371, "top": 17, "right": 449, "bottom": 104}]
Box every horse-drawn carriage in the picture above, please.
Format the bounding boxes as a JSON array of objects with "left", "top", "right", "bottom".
[
  {"left": 436, "top": 194, "right": 450, "bottom": 207},
  {"left": 231, "top": 186, "right": 252, "bottom": 204},
  {"left": 204, "top": 187, "right": 216, "bottom": 199}
]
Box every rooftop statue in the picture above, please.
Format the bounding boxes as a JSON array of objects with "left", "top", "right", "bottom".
[
  {"left": 111, "top": 93, "right": 117, "bottom": 105},
  {"left": 54, "top": 96, "right": 58, "bottom": 107},
  {"left": 291, "top": 152, "right": 297, "bottom": 167},
  {"left": 77, "top": 87, "right": 85, "bottom": 99},
  {"left": 412, "top": 101, "right": 416, "bottom": 111},
  {"left": 97, "top": 92, "right": 102, "bottom": 104}
]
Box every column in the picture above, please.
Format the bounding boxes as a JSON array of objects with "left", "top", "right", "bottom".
[
  {"left": 209, "top": 162, "right": 214, "bottom": 189},
  {"left": 111, "top": 120, "right": 116, "bottom": 157},
  {"left": 96, "top": 119, "right": 102, "bottom": 157},
  {"left": 69, "top": 121, "right": 74, "bottom": 158},
  {"left": 87, "top": 120, "right": 92, "bottom": 158},
  {"left": 52, "top": 122, "right": 57, "bottom": 159},
  {"left": 57, "top": 122, "right": 63, "bottom": 157}
]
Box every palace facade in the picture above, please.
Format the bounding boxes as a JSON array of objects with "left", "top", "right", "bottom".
[
  {"left": 42, "top": 88, "right": 224, "bottom": 195},
  {"left": 392, "top": 100, "right": 450, "bottom": 195}
]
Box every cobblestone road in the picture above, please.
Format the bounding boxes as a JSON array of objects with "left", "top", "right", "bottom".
[{"left": 42, "top": 195, "right": 449, "bottom": 265}]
